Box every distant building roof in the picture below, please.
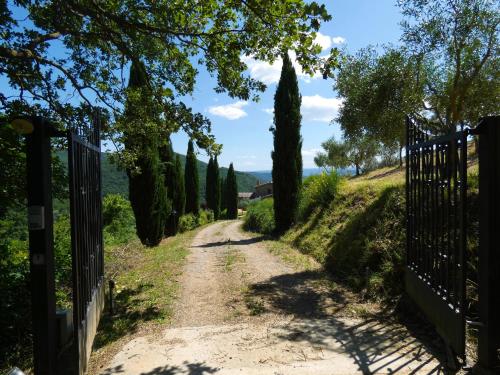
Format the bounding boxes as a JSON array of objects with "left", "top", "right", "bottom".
[
  {"left": 238, "top": 192, "right": 253, "bottom": 199},
  {"left": 255, "top": 181, "right": 273, "bottom": 188}
]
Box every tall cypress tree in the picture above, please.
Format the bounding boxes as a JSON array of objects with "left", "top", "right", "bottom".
[
  {"left": 220, "top": 176, "right": 226, "bottom": 212},
  {"left": 226, "top": 163, "right": 238, "bottom": 219},
  {"left": 271, "top": 53, "right": 302, "bottom": 233},
  {"left": 213, "top": 156, "right": 221, "bottom": 220},
  {"left": 125, "top": 61, "right": 168, "bottom": 246},
  {"left": 173, "top": 154, "right": 185, "bottom": 219},
  {"left": 205, "top": 156, "right": 214, "bottom": 211},
  {"left": 160, "top": 138, "right": 176, "bottom": 235},
  {"left": 184, "top": 139, "right": 199, "bottom": 215}
]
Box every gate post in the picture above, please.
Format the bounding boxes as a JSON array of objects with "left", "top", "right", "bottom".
[
  {"left": 477, "top": 116, "right": 500, "bottom": 371},
  {"left": 25, "top": 117, "right": 58, "bottom": 374}
]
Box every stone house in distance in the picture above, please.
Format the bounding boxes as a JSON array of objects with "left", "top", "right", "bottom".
[{"left": 253, "top": 181, "right": 273, "bottom": 199}]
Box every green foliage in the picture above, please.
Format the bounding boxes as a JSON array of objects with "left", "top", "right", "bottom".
[
  {"left": 177, "top": 210, "right": 214, "bottom": 233},
  {"left": 173, "top": 154, "right": 186, "bottom": 220},
  {"left": 125, "top": 62, "right": 169, "bottom": 247},
  {"left": 0, "top": 120, "right": 68, "bottom": 218},
  {"left": 399, "top": 0, "right": 499, "bottom": 131},
  {"left": 298, "top": 172, "right": 340, "bottom": 221},
  {"left": 160, "top": 138, "right": 178, "bottom": 235},
  {"left": 0, "top": 214, "right": 31, "bottom": 373},
  {"left": 102, "top": 194, "right": 136, "bottom": 246},
  {"left": 271, "top": 53, "right": 303, "bottom": 233},
  {"left": 315, "top": 134, "right": 379, "bottom": 176},
  {"left": 178, "top": 213, "right": 197, "bottom": 233},
  {"left": 185, "top": 140, "right": 200, "bottom": 215},
  {"left": 1, "top": 1, "right": 336, "bottom": 161},
  {"left": 197, "top": 209, "right": 214, "bottom": 226},
  {"left": 283, "top": 184, "right": 407, "bottom": 299},
  {"left": 206, "top": 157, "right": 214, "bottom": 208},
  {"left": 225, "top": 163, "right": 238, "bottom": 219},
  {"left": 335, "top": 46, "right": 423, "bottom": 156},
  {"left": 213, "top": 156, "right": 221, "bottom": 220},
  {"left": 243, "top": 198, "right": 275, "bottom": 235}
]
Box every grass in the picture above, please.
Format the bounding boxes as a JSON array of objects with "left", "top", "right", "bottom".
[
  {"left": 278, "top": 157, "right": 478, "bottom": 301},
  {"left": 222, "top": 247, "right": 245, "bottom": 272},
  {"left": 88, "top": 228, "right": 199, "bottom": 372},
  {"left": 263, "top": 239, "right": 319, "bottom": 272}
]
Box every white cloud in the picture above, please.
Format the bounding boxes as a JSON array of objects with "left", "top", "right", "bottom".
[
  {"left": 263, "top": 108, "right": 274, "bottom": 115},
  {"left": 332, "top": 36, "right": 346, "bottom": 45},
  {"left": 241, "top": 33, "right": 343, "bottom": 85},
  {"left": 301, "top": 95, "right": 344, "bottom": 123},
  {"left": 314, "top": 32, "right": 332, "bottom": 51},
  {"left": 208, "top": 100, "right": 248, "bottom": 120},
  {"left": 302, "top": 148, "right": 322, "bottom": 157}
]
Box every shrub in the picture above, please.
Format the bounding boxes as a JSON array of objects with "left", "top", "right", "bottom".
[
  {"left": 178, "top": 209, "right": 214, "bottom": 233},
  {"left": 243, "top": 198, "right": 275, "bottom": 234},
  {"left": 102, "top": 194, "right": 136, "bottom": 246},
  {"left": 298, "top": 171, "right": 340, "bottom": 221},
  {"left": 178, "top": 213, "right": 197, "bottom": 233},
  {"left": 197, "top": 209, "right": 214, "bottom": 226}
]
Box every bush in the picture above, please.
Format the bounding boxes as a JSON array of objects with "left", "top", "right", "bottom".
[
  {"left": 243, "top": 198, "right": 275, "bottom": 234},
  {"left": 102, "top": 194, "right": 136, "bottom": 245},
  {"left": 178, "top": 213, "right": 197, "bottom": 233},
  {"left": 197, "top": 209, "right": 214, "bottom": 226},
  {"left": 178, "top": 210, "right": 214, "bottom": 233},
  {"left": 298, "top": 171, "right": 340, "bottom": 221}
]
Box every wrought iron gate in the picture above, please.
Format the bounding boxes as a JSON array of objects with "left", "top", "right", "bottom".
[
  {"left": 405, "top": 116, "right": 468, "bottom": 359},
  {"left": 68, "top": 114, "right": 104, "bottom": 375}
]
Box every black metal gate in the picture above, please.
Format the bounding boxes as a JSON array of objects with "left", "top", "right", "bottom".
[
  {"left": 68, "top": 113, "right": 105, "bottom": 375},
  {"left": 405, "top": 116, "right": 468, "bottom": 359}
]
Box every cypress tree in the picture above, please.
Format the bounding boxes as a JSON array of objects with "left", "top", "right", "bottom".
[
  {"left": 160, "top": 138, "right": 176, "bottom": 235},
  {"left": 184, "top": 139, "right": 199, "bottom": 215},
  {"left": 125, "top": 61, "right": 168, "bottom": 246},
  {"left": 205, "top": 156, "right": 214, "bottom": 211},
  {"left": 271, "top": 53, "right": 303, "bottom": 233},
  {"left": 213, "top": 156, "right": 221, "bottom": 220},
  {"left": 226, "top": 163, "right": 238, "bottom": 219},
  {"left": 220, "top": 176, "right": 226, "bottom": 212},
  {"left": 173, "top": 154, "right": 185, "bottom": 231}
]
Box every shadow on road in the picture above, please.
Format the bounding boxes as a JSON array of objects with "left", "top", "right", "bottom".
[
  {"left": 194, "top": 236, "right": 266, "bottom": 248},
  {"left": 244, "top": 270, "right": 449, "bottom": 374},
  {"left": 100, "top": 361, "right": 219, "bottom": 375}
]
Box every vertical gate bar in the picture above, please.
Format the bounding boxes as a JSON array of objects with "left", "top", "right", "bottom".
[
  {"left": 68, "top": 132, "right": 81, "bottom": 373},
  {"left": 443, "top": 142, "right": 456, "bottom": 305},
  {"left": 26, "top": 117, "right": 57, "bottom": 375},
  {"left": 477, "top": 116, "right": 500, "bottom": 370},
  {"left": 406, "top": 116, "right": 411, "bottom": 268},
  {"left": 459, "top": 131, "right": 467, "bottom": 318}
]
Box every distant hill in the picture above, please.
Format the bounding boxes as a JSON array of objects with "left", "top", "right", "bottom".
[
  {"left": 56, "top": 151, "right": 259, "bottom": 200},
  {"left": 248, "top": 168, "right": 354, "bottom": 183}
]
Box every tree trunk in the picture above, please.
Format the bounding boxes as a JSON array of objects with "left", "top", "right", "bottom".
[
  {"left": 355, "top": 163, "right": 360, "bottom": 176},
  {"left": 399, "top": 145, "right": 403, "bottom": 168}
]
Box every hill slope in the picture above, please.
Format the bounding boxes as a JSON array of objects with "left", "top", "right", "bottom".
[{"left": 56, "top": 151, "right": 259, "bottom": 199}]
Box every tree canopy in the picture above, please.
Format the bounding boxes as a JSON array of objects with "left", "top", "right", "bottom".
[
  {"left": 399, "top": 0, "right": 499, "bottom": 132},
  {"left": 1, "top": 0, "right": 338, "bottom": 155},
  {"left": 315, "top": 135, "right": 379, "bottom": 176}
]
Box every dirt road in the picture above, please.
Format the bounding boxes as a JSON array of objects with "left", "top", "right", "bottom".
[{"left": 100, "top": 220, "right": 444, "bottom": 374}]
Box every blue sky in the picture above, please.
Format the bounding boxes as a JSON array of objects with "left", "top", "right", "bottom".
[
  {"left": 171, "top": 0, "right": 403, "bottom": 171},
  {"left": 3, "top": 1, "right": 404, "bottom": 171}
]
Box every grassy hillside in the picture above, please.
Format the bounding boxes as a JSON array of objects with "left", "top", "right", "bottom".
[
  {"left": 56, "top": 151, "right": 259, "bottom": 199},
  {"left": 281, "top": 158, "right": 478, "bottom": 301}
]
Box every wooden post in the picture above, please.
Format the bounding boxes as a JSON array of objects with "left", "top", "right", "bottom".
[
  {"left": 25, "top": 117, "right": 58, "bottom": 374},
  {"left": 477, "top": 116, "right": 500, "bottom": 371}
]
